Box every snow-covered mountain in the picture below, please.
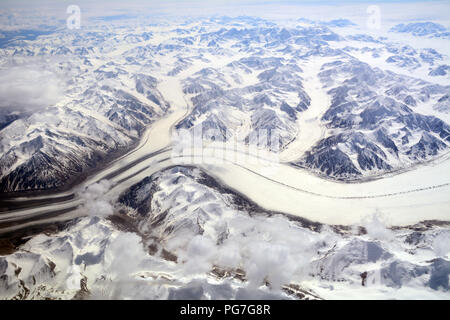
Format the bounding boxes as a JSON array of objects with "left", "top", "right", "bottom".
[
  {"left": 0, "top": 30, "right": 171, "bottom": 192},
  {"left": 0, "top": 166, "right": 448, "bottom": 299},
  {"left": 0, "top": 12, "right": 449, "bottom": 300}
]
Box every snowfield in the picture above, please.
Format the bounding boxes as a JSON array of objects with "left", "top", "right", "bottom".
[
  {"left": 0, "top": 8, "right": 449, "bottom": 300},
  {"left": 1, "top": 166, "right": 449, "bottom": 300}
]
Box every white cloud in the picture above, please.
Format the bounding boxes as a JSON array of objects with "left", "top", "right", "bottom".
[
  {"left": 78, "top": 180, "right": 114, "bottom": 217},
  {"left": 433, "top": 231, "right": 450, "bottom": 257},
  {"left": 0, "top": 64, "right": 63, "bottom": 112}
]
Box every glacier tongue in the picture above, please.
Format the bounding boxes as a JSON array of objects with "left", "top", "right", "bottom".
[{"left": 0, "top": 12, "right": 449, "bottom": 300}]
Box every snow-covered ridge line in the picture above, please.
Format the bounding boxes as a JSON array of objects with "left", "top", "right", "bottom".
[
  {"left": 1, "top": 143, "right": 450, "bottom": 234},
  {"left": 1, "top": 165, "right": 449, "bottom": 300}
]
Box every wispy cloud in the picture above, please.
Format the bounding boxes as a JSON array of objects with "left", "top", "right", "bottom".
[{"left": 0, "top": 63, "right": 63, "bottom": 112}]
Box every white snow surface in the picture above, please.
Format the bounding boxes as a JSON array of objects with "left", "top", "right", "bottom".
[{"left": 1, "top": 9, "right": 450, "bottom": 300}]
